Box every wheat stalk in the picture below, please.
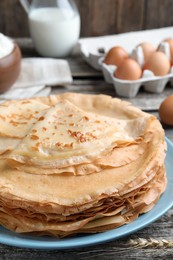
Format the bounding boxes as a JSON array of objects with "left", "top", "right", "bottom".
[{"left": 128, "top": 238, "right": 173, "bottom": 248}]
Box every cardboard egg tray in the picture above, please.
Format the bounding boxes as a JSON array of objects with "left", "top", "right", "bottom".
[
  {"left": 99, "top": 57, "right": 173, "bottom": 98},
  {"left": 79, "top": 27, "right": 173, "bottom": 97}
]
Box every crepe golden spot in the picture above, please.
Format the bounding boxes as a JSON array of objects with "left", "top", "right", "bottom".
[
  {"left": 30, "top": 135, "right": 39, "bottom": 141},
  {"left": 38, "top": 116, "right": 45, "bottom": 121}
]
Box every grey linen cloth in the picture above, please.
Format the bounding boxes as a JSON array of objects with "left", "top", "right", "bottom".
[{"left": 0, "top": 58, "right": 72, "bottom": 102}]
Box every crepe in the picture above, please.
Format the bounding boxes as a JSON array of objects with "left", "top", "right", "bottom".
[
  {"left": 6, "top": 99, "right": 149, "bottom": 169},
  {"left": 0, "top": 93, "right": 167, "bottom": 237},
  {"left": 0, "top": 165, "right": 166, "bottom": 236},
  {"left": 0, "top": 99, "right": 50, "bottom": 154}
]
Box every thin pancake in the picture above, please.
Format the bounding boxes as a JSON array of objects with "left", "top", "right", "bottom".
[
  {"left": 0, "top": 135, "right": 165, "bottom": 208},
  {"left": 0, "top": 99, "right": 50, "bottom": 154},
  {"left": 0, "top": 166, "right": 166, "bottom": 236},
  {"left": 0, "top": 99, "right": 49, "bottom": 138},
  {"left": 5, "top": 98, "right": 150, "bottom": 170}
]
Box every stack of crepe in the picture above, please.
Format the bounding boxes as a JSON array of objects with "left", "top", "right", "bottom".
[{"left": 0, "top": 93, "right": 166, "bottom": 237}]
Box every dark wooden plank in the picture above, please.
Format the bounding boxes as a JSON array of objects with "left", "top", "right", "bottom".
[
  {"left": 67, "top": 56, "right": 102, "bottom": 77},
  {"left": 15, "top": 38, "right": 38, "bottom": 56},
  {"left": 75, "top": 0, "right": 118, "bottom": 37},
  {"left": 0, "top": 0, "right": 29, "bottom": 37},
  {"left": 144, "top": 0, "right": 173, "bottom": 29},
  {"left": 123, "top": 85, "right": 173, "bottom": 111},
  {"left": 116, "top": 0, "right": 145, "bottom": 33}
]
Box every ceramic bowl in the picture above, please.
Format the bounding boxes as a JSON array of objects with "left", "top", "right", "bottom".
[{"left": 0, "top": 43, "right": 21, "bottom": 93}]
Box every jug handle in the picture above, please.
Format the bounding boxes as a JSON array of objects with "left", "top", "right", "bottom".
[{"left": 19, "top": 0, "right": 30, "bottom": 13}]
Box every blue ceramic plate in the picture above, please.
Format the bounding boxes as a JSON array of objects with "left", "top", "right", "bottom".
[{"left": 0, "top": 137, "right": 173, "bottom": 250}]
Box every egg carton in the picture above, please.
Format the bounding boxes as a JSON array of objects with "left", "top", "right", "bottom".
[
  {"left": 79, "top": 27, "right": 173, "bottom": 97},
  {"left": 100, "top": 57, "right": 173, "bottom": 97},
  {"left": 99, "top": 41, "right": 173, "bottom": 97}
]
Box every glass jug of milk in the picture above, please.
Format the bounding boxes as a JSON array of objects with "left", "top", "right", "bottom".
[{"left": 20, "top": 0, "right": 80, "bottom": 57}]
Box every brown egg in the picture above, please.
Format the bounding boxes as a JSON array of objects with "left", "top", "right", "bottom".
[
  {"left": 138, "top": 42, "right": 155, "bottom": 63},
  {"left": 115, "top": 58, "right": 142, "bottom": 80},
  {"left": 143, "top": 51, "right": 170, "bottom": 76},
  {"left": 104, "top": 46, "right": 128, "bottom": 66},
  {"left": 163, "top": 38, "right": 173, "bottom": 65},
  {"left": 159, "top": 95, "right": 173, "bottom": 125}
]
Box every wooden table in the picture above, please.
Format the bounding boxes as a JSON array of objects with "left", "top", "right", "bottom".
[{"left": 0, "top": 39, "right": 173, "bottom": 259}]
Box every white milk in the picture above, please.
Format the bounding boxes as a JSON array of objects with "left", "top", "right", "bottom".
[
  {"left": 29, "top": 8, "right": 80, "bottom": 57},
  {"left": 0, "top": 33, "right": 14, "bottom": 59}
]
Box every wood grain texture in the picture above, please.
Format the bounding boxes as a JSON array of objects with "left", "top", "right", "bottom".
[
  {"left": 116, "top": 0, "right": 145, "bottom": 33},
  {"left": 144, "top": 0, "right": 173, "bottom": 29},
  {"left": 75, "top": 0, "right": 118, "bottom": 36},
  {"left": 0, "top": 0, "right": 29, "bottom": 37}
]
